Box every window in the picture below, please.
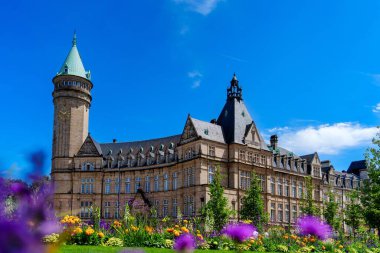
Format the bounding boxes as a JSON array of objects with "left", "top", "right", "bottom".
[
  {"left": 277, "top": 177, "right": 283, "bottom": 196},
  {"left": 271, "top": 177, "right": 275, "bottom": 194},
  {"left": 292, "top": 180, "right": 297, "bottom": 198},
  {"left": 163, "top": 173, "right": 169, "bottom": 191},
  {"left": 247, "top": 152, "right": 253, "bottom": 162},
  {"left": 81, "top": 178, "right": 94, "bottom": 194},
  {"left": 259, "top": 175, "right": 265, "bottom": 192},
  {"left": 172, "top": 172, "right": 178, "bottom": 190},
  {"left": 208, "top": 165, "right": 215, "bottom": 183},
  {"left": 154, "top": 200, "right": 160, "bottom": 217},
  {"left": 135, "top": 177, "right": 141, "bottom": 192},
  {"left": 185, "top": 168, "right": 195, "bottom": 187},
  {"left": 298, "top": 182, "right": 303, "bottom": 198},
  {"left": 105, "top": 178, "right": 111, "bottom": 194},
  {"left": 104, "top": 202, "right": 111, "bottom": 218},
  {"left": 145, "top": 176, "right": 150, "bottom": 192},
  {"left": 172, "top": 198, "right": 178, "bottom": 217},
  {"left": 125, "top": 178, "right": 131, "bottom": 193},
  {"left": 82, "top": 162, "right": 94, "bottom": 171},
  {"left": 240, "top": 171, "right": 251, "bottom": 190},
  {"left": 154, "top": 175, "right": 159, "bottom": 192},
  {"left": 184, "top": 195, "right": 194, "bottom": 216},
  {"left": 239, "top": 150, "right": 246, "bottom": 161},
  {"left": 261, "top": 155, "right": 266, "bottom": 165},
  {"left": 285, "top": 180, "right": 289, "bottom": 197},
  {"left": 285, "top": 204, "right": 290, "bottom": 222},
  {"left": 270, "top": 203, "right": 276, "bottom": 222},
  {"left": 114, "top": 201, "right": 119, "bottom": 219},
  {"left": 253, "top": 154, "right": 259, "bottom": 163},
  {"left": 115, "top": 178, "right": 120, "bottom": 194},
  {"left": 209, "top": 146, "right": 215, "bottom": 157},
  {"left": 292, "top": 205, "right": 297, "bottom": 222},
  {"left": 80, "top": 201, "right": 93, "bottom": 218},
  {"left": 278, "top": 204, "right": 283, "bottom": 222},
  {"left": 163, "top": 199, "right": 169, "bottom": 217},
  {"left": 184, "top": 148, "right": 193, "bottom": 160}
]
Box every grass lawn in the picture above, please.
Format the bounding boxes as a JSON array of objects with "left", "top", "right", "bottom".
[{"left": 57, "top": 245, "right": 260, "bottom": 253}]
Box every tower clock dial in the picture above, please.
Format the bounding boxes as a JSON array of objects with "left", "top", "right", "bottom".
[{"left": 58, "top": 108, "right": 71, "bottom": 121}]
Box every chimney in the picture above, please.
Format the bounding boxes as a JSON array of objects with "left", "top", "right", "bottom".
[
  {"left": 270, "top": 135, "right": 278, "bottom": 149},
  {"left": 210, "top": 119, "right": 217, "bottom": 124},
  {"left": 113, "top": 139, "right": 117, "bottom": 143}
]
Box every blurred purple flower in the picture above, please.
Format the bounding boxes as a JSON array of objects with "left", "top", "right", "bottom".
[
  {"left": 222, "top": 223, "right": 256, "bottom": 243},
  {"left": 174, "top": 233, "right": 196, "bottom": 252},
  {"left": 28, "top": 150, "right": 46, "bottom": 181},
  {"left": 297, "top": 216, "right": 332, "bottom": 240},
  {"left": 100, "top": 220, "right": 110, "bottom": 230}
]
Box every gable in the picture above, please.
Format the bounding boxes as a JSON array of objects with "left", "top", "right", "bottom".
[
  {"left": 77, "top": 135, "right": 102, "bottom": 157},
  {"left": 179, "top": 116, "right": 199, "bottom": 144},
  {"left": 243, "top": 121, "right": 261, "bottom": 148}
]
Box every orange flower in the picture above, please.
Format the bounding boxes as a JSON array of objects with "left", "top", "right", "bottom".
[
  {"left": 197, "top": 234, "right": 203, "bottom": 240},
  {"left": 283, "top": 235, "right": 289, "bottom": 240},
  {"left": 145, "top": 226, "right": 154, "bottom": 234},
  {"left": 85, "top": 227, "right": 94, "bottom": 236},
  {"left": 166, "top": 228, "right": 174, "bottom": 233},
  {"left": 97, "top": 232, "right": 104, "bottom": 238},
  {"left": 322, "top": 246, "right": 326, "bottom": 250},
  {"left": 174, "top": 231, "right": 181, "bottom": 237},
  {"left": 181, "top": 227, "right": 189, "bottom": 233}
]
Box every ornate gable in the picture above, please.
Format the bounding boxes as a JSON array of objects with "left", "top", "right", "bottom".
[
  {"left": 179, "top": 116, "right": 199, "bottom": 144},
  {"left": 77, "top": 135, "right": 102, "bottom": 157},
  {"left": 243, "top": 121, "right": 261, "bottom": 148}
]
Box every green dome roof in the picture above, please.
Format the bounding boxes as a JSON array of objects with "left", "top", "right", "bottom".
[{"left": 57, "top": 33, "right": 90, "bottom": 80}]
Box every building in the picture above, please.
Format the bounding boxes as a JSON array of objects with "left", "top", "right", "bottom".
[{"left": 51, "top": 35, "right": 366, "bottom": 228}]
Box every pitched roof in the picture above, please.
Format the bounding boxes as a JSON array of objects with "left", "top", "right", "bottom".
[
  {"left": 77, "top": 134, "right": 102, "bottom": 156},
  {"left": 56, "top": 33, "right": 90, "bottom": 80},
  {"left": 300, "top": 153, "right": 316, "bottom": 163},
  {"left": 347, "top": 160, "right": 367, "bottom": 175},
  {"left": 190, "top": 117, "right": 225, "bottom": 143}
]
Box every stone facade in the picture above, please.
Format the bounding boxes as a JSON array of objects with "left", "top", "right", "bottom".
[{"left": 51, "top": 36, "right": 366, "bottom": 231}]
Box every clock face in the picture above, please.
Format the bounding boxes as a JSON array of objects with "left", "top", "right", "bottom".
[{"left": 58, "top": 108, "right": 71, "bottom": 121}]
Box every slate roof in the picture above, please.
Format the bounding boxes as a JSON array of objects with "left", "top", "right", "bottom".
[
  {"left": 99, "top": 134, "right": 181, "bottom": 156},
  {"left": 271, "top": 146, "right": 301, "bottom": 158},
  {"left": 190, "top": 117, "right": 225, "bottom": 143},
  {"left": 300, "top": 153, "right": 316, "bottom": 163},
  {"left": 216, "top": 95, "right": 268, "bottom": 150},
  {"left": 347, "top": 160, "right": 366, "bottom": 175}
]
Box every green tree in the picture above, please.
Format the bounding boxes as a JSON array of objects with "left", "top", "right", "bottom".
[
  {"left": 362, "top": 128, "right": 380, "bottom": 237},
  {"left": 323, "top": 187, "right": 340, "bottom": 231},
  {"left": 240, "top": 172, "right": 268, "bottom": 232},
  {"left": 345, "top": 190, "right": 363, "bottom": 238},
  {"left": 203, "top": 166, "right": 232, "bottom": 232},
  {"left": 300, "top": 176, "right": 320, "bottom": 216}
]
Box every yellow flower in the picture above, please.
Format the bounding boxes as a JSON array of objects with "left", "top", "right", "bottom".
[
  {"left": 174, "top": 225, "right": 179, "bottom": 228},
  {"left": 73, "top": 227, "right": 83, "bottom": 235},
  {"left": 97, "top": 232, "right": 104, "bottom": 238},
  {"left": 181, "top": 227, "right": 189, "bottom": 233},
  {"left": 183, "top": 220, "right": 188, "bottom": 224},
  {"left": 85, "top": 227, "right": 94, "bottom": 236},
  {"left": 174, "top": 231, "right": 181, "bottom": 237},
  {"left": 131, "top": 225, "right": 139, "bottom": 232},
  {"left": 339, "top": 245, "right": 344, "bottom": 249},
  {"left": 125, "top": 229, "right": 129, "bottom": 233},
  {"left": 197, "top": 234, "right": 203, "bottom": 240},
  {"left": 145, "top": 226, "right": 154, "bottom": 234}
]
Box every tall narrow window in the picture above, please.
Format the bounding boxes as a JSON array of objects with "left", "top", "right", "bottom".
[
  {"left": 80, "top": 201, "right": 93, "bottom": 218},
  {"left": 292, "top": 205, "right": 297, "bottom": 222},
  {"left": 240, "top": 171, "right": 250, "bottom": 190},
  {"left": 154, "top": 200, "right": 160, "bottom": 217},
  {"left": 292, "top": 180, "right": 297, "bottom": 198},
  {"left": 270, "top": 203, "right": 276, "bottom": 222},
  {"left": 261, "top": 155, "right": 266, "bottom": 165},
  {"left": 81, "top": 178, "right": 94, "bottom": 194},
  {"left": 285, "top": 204, "right": 290, "bottom": 222},
  {"left": 277, "top": 177, "right": 283, "bottom": 196},
  {"left": 247, "top": 152, "right": 253, "bottom": 162},
  {"left": 239, "top": 150, "right": 246, "bottom": 161},
  {"left": 185, "top": 168, "right": 195, "bottom": 187},
  {"left": 172, "top": 198, "right": 178, "bottom": 217},
  {"left": 104, "top": 202, "right": 111, "bottom": 218},
  {"left": 145, "top": 176, "right": 150, "bottom": 192},
  {"left": 163, "top": 199, "right": 169, "bottom": 217},
  {"left": 154, "top": 175, "right": 159, "bottom": 192},
  {"left": 105, "top": 178, "right": 111, "bottom": 194},
  {"left": 172, "top": 172, "right": 178, "bottom": 190},
  {"left": 285, "top": 180, "right": 289, "bottom": 197},
  {"left": 114, "top": 201, "right": 119, "bottom": 219},
  {"left": 115, "top": 178, "right": 120, "bottom": 194},
  {"left": 298, "top": 182, "right": 303, "bottom": 198},
  {"left": 278, "top": 204, "right": 283, "bottom": 222},
  {"left": 208, "top": 165, "right": 215, "bottom": 183},
  {"left": 271, "top": 177, "right": 275, "bottom": 194},
  {"left": 208, "top": 146, "right": 215, "bottom": 157},
  {"left": 163, "top": 173, "right": 169, "bottom": 191},
  {"left": 259, "top": 175, "right": 265, "bottom": 192},
  {"left": 135, "top": 177, "right": 141, "bottom": 193},
  {"left": 125, "top": 177, "right": 131, "bottom": 193}
]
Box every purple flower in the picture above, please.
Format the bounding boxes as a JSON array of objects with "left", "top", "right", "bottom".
[
  {"left": 222, "top": 223, "right": 256, "bottom": 243},
  {"left": 174, "top": 233, "right": 196, "bottom": 252},
  {"left": 297, "top": 216, "right": 332, "bottom": 240},
  {"left": 100, "top": 220, "right": 110, "bottom": 230}
]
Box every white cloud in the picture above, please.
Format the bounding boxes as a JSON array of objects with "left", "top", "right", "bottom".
[
  {"left": 188, "top": 70, "right": 202, "bottom": 78},
  {"left": 373, "top": 103, "right": 380, "bottom": 113},
  {"left": 267, "top": 122, "right": 377, "bottom": 155},
  {"left": 174, "top": 0, "right": 223, "bottom": 15},
  {"left": 267, "top": 126, "right": 289, "bottom": 133},
  {"left": 191, "top": 80, "right": 201, "bottom": 88}
]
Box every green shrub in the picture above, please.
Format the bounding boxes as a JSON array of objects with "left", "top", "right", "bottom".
[
  {"left": 43, "top": 233, "right": 60, "bottom": 244},
  {"left": 105, "top": 237, "right": 124, "bottom": 247}
]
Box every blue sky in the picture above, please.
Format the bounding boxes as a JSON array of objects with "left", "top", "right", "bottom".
[{"left": 0, "top": 0, "right": 379, "bottom": 178}]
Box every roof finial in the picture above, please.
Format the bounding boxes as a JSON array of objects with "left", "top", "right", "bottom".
[
  {"left": 232, "top": 72, "right": 237, "bottom": 81},
  {"left": 72, "top": 31, "right": 77, "bottom": 46}
]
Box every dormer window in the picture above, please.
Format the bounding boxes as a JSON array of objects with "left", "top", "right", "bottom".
[{"left": 82, "top": 162, "right": 94, "bottom": 171}]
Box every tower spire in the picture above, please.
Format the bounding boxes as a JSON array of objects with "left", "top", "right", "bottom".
[
  {"left": 227, "top": 73, "right": 242, "bottom": 101},
  {"left": 72, "top": 31, "right": 77, "bottom": 46}
]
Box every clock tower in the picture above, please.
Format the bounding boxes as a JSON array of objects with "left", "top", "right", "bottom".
[{"left": 52, "top": 33, "right": 92, "bottom": 170}]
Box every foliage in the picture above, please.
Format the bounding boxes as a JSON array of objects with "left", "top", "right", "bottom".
[
  {"left": 345, "top": 190, "right": 364, "bottom": 238},
  {"left": 202, "top": 166, "right": 232, "bottom": 232},
  {"left": 362, "top": 128, "right": 380, "bottom": 237},
  {"left": 240, "top": 172, "right": 268, "bottom": 232},
  {"left": 105, "top": 237, "right": 124, "bottom": 247},
  {"left": 300, "top": 176, "right": 320, "bottom": 216},
  {"left": 43, "top": 233, "right": 60, "bottom": 244},
  {"left": 323, "top": 187, "right": 340, "bottom": 231}
]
